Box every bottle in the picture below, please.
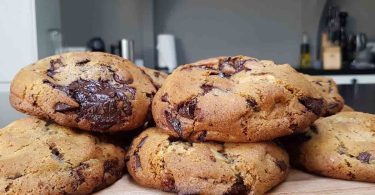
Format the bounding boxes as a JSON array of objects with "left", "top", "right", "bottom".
[
  {"left": 300, "top": 33, "right": 311, "bottom": 68},
  {"left": 338, "top": 12, "right": 349, "bottom": 68}
]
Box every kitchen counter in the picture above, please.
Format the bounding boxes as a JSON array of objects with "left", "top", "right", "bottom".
[{"left": 95, "top": 169, "right": 375, "bottom": 194}]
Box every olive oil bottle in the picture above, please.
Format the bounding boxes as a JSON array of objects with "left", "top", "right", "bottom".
[{"left": 300, "top": 33, "right": 311, "bottom": 68}]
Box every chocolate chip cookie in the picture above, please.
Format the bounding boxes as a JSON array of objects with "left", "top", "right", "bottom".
[
  {"left": 126, "top": 128, "right": 289, "bottom": 195},
  {"left": 304, "top": 75, "right": 344, "bottom": 116},
  {"left": 139, "top": 66, "right": 168, "bottom": 90},
  {"left": 283, "top": 111, "right": 375, "bottom": 182},
  {"left": 0, "top": 117, "right": 126, "bottom": 194},
  {"left": 152, "top": 55, "right": 327, "bottom": 142},
  {"left": 10, "top": 52, "right": 156, "bottom": 132}
]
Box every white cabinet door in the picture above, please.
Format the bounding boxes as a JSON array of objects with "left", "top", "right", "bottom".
[{"left": 0, "top": 0, "right": 38, "bottom": 84}]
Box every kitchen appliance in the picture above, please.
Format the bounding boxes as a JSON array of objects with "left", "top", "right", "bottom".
[
  {"left": 87, "top": 37, "right": 106, "bottom": 52},
  {"left": 157, "top": 34, "right": 177, "bottom": 72},
  {"left": 119, "top": 39, "right": 134, "bottom": 61}
]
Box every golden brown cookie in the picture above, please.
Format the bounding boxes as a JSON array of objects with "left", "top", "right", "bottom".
[
  {"left": 126, "top": 128, "right": 289, "bottom": 195},
  {"left": 139, "top": 66, "right": 168, "bottom": 89},
  {"left": 152, "top": 55, "right": 327, "bottom": 142},
  {"left": 10, "top": 52, "right": 156, "bottom": 132},
  {"left": 304, "top": 75, "right": 344, "bottom": 116},
  {"left": 0, "top": 117, "right": 126, "bottom": 194},
  {"left": 283, "top": 111, "right": 375, "bottom": 182},
  {"left": 341, "top": 104, "right": 355, "bottom": 112}
]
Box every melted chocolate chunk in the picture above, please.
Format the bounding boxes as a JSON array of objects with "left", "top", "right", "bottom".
[
  {"left": 201, "top": 84, "right": 214, "bottom": 94},
  {"left": 48, "top": 79, "right": 136, "bottom": 130},
  {"left": 133, "top": 136, "right": 148, "bottom": 169},
  {"left": 177, "top": 99, "right": 197, "bottom": 119},
  {"left": 47, "top": 58, "right": 64, "bottom": 77},
  {"left": 275, "top": 160, "right": 288, "bottom": 172},
  {"left": 225, "top": 175, "right": 251, "bottom": 195},
  {"left": 113, "top": 73, "right": 133, "bottom": 84},
  {"left": 54, "top": 102, "right": 76, "bottom": 112},
  {"left": 357, "top": 152, "right": 372, "bottom": 164},
  {"left": 76, "top": 59, "right": 90, "bottom": 65},
  {"left": 164, "top": 111, "right": 182, "bottom": 135},
  {"left": 218, "top": 57, "right": 250, "bottom": 77},
  {"left": 298, "top": 97, "right": 324, "bottom": 116}
]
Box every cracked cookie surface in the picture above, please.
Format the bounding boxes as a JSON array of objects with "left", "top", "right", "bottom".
[
  {"left": 304, "top": 75, "right": 344, "bottom": 116},
  {"left": 283, "top": 111, "right": 375, "bottom": 182},
  {"left": 138, "top": 66, "right": 168, "bottom": 90},
  {"left": 152, "top": 55, "right": 326, "bottom": 142},
  {"left": 10, "top": 52, "right": 156, "bottom": 132},
  {"left": 0, "top": 117, "right": 126, "bottom": 194},
  {"left": 126, "top": 128, "right": 289, "bottom": 195}
]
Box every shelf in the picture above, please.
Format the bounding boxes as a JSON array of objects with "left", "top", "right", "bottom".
[{"left": 296, "top": 68, "right": 375, "bottom": 75}]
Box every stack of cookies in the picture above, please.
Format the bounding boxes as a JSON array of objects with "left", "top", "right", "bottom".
[
  {"left": 2, "top": 52, "right": 374, "bottom": 195},
  {"left": 1, "top": 52, "right": 167, "bottom": 194},
  {"left": 125, "top": 55, "right": 347, "bottom": 194}
]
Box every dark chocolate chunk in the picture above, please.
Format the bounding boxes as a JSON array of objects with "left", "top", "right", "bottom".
[
  {"left": 167, "top": 136, "right": 184, "bottom": 142},
  {"left": 161, "top": 93, "right": 169, "bottom": 102},
  {"left": 133, "top": 136, "right": 148, "bottom": 169},
  {"left": 54, "top": 102, "right": 76, "bottom": 112},
  {"left": 225, "top": 175, "right": 251, "bottom": 195},
  {"left": 71, "top": 163, "right": 89, "bottom": 190},
  {"left": 161, "top": 176, "right": 176, "bottom": 192},
  {"left": 49, "top": 143, "right": 64, "bottom": 161},
  {"left": 275, "top": 160, "right": 288, "bottom": 172},
  {"left": 177, "top": 99, "right": 197, "bottom": 119},
  {"left": 298, "top": 97, "right": 324, "bottom": 116},
  {"left": 47, "top": 58, "right": 64, "bottom": 77},
  {"left": 357, "top": 152, "right": 372, "bottom": 164},
  {"left": 76, "top": 59, "right": 90, "bottom": 65},
  {"left": 4, "top": 183, "right": 12, "bottom": 192},
  {"left": 313, "top": 81, "right": 323, "bottom": 86},
  {"left": 134, "top": 154, "right": 142, "bottom": 169},
  {"left": 347, "top": 172, "right": 356, "bottom": 179},
  {"left": 164, "top": 111, "right": 183, "bottom": 135},
  {"left": 104, "top": 159, "right": 120, "bottom": 177},
  {"left": 153, "top": 71, "right": 161, "bottom": 78},
  {"left": 113, "top": 73, "right": 133, "bottom": 84},
  {"left": 246, "top": 97, "right": 260, "bottom": 112},
  {"left": 197, "top": 131, "right": 207, "bottom": 142},
  {"left": 201, "top": 84, "right": 214, "bottom": 94},
  {"left": 49, "top": 79, "right": 136, "bottom": 130}
]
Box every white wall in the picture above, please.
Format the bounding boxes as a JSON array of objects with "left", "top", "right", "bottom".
[
  {"left": 0, "top": 0, "right": 38, "bottom": 84},
  {"left": 35, "top": 0, "right": 61, "bottom": 59}
]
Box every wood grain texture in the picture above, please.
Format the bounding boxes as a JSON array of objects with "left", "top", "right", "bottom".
[{"left": 95, "top": 169, "right": 375, "bottom": 195}]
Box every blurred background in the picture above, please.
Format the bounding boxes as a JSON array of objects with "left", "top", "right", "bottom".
[{"left": 0, "top": 0, "right": 374, "bottom": 125}]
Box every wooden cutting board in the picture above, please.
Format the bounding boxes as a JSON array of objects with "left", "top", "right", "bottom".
[{"left": 95, "top": 169, "right": 375, "bottom": 194}]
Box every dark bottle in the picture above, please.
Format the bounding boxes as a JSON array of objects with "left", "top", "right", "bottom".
[{"left": 338, "top": 12, "right": 349, "bottom": 68}]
